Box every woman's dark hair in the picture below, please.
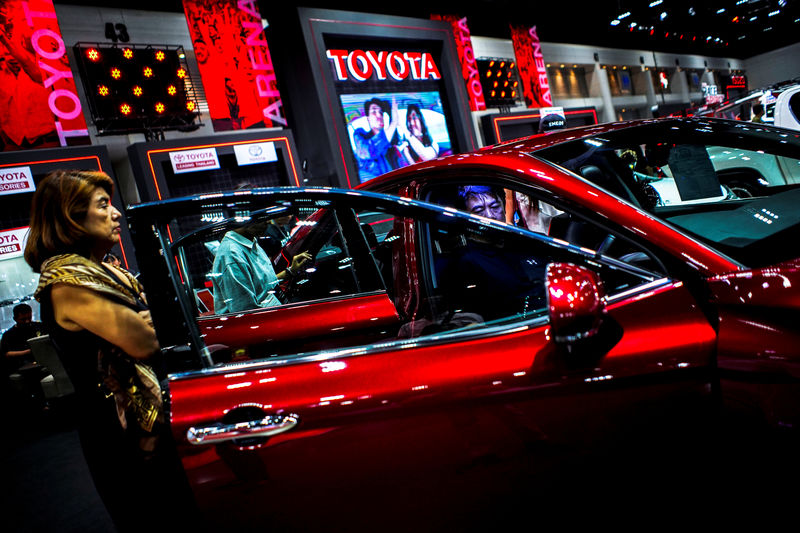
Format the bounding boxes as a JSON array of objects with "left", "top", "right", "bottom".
[
  {"left": 406, "top": 104, "right": 432, "bottom": 147},
  {"left": 24, "top": 169, "right": 114, "bottom": 272}
]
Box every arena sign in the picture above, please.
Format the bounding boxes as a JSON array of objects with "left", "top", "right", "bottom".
[{"left": 326, "top": 49, "right": 442, "bottom": 82}]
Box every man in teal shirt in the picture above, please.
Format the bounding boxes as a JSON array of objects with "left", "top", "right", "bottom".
[{"left": 212, "top": 219, "right": 311, "bottom": 314}]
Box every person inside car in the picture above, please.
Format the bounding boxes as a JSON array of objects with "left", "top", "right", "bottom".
[
  {"left": 212, "top": 216, "right": 311, "bottom": 314},
  {"left": 434, "top": 185, "right": 547, "bottom": 322}
]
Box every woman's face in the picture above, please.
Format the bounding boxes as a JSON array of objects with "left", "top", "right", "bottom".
[
  {"left": 407, "top": 109, "right": 423, "bottom": 138},
  {"left": 81, "top": 187, "right": 121, "bottom": 250}
]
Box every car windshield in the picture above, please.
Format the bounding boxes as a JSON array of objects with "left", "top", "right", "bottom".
[{"left": 532, "top": 119, "right": 800, "bottom": 268}]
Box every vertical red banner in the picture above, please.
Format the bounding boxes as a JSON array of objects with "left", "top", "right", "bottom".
[
  {"left": 431, "top": 14, "right": 485, "bottom": 112},
  {"left": 509, "top": 25, "right": 552, "bottom": 109},
  {"left": 183, "top": 0, "right": 286, "bottom": 131},
  {"left": 0, "top": 0, "right": 90, "bottom": 152}
]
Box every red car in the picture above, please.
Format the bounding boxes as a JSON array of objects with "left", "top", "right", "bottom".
[{"left": 129, "top": 117, "right": 800, "bottom": 529}]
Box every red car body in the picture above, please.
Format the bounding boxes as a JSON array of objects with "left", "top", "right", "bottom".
[{"left": 127, "top": 117, "right": 800, "bottom": 529}]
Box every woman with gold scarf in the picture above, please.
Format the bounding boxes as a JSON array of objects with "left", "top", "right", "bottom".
[{"left": 25, "top": 170, "right": 195, "bottom": 532}]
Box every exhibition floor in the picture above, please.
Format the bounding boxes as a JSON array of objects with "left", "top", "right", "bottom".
[{"left": 4, "top": 397, "right": 115, "bottom": 533}]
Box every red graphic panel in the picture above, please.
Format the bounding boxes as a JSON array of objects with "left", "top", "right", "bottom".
[
  {"left": 0, "top": 0, "right": 90, "bottom": 152},
  {"left": 509, "top": 25, "right": 552, "bottom": 109},
  {"left": 431, "top": 14, "right": 485, "bottom": 111},
  {"left": 183, "top": 0, "right": 286, "bottom": 131}
]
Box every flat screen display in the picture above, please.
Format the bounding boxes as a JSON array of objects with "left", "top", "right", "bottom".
[{"left": 339, "top": 91, "right": 453, "bottom": 183}]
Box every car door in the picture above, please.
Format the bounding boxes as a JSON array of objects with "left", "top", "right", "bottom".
[{"left": 128, "top": 188, "right": 718, "bottom": 531}]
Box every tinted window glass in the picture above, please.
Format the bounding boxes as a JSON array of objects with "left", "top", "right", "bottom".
[
  {"left": 424, "top": 182, "right": 665, "bottom": 280},
  {"left": 533, "top": 120, "right": 800, "bottom": 266}
]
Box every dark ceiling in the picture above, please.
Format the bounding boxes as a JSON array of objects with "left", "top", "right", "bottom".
[{"left": 56, "top": 0, "right": 800, "bottom": 59}]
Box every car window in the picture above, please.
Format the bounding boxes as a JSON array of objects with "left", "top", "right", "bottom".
[
  {"left": 160, "top": 192, "right": 657, "bottom": 367},
  {"left": 173, "top": 204, "right": 381, "bottom": 317},
  {"left": 423, "top": 182, "right": 666, "bottom": 279},
  {"left": 532, "top": 121, "right": 800, "bottom": 267}
]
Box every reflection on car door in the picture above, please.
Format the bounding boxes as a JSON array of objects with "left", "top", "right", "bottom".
[{"left": 155, "top": 191, "right": 718, "bottom": 530}]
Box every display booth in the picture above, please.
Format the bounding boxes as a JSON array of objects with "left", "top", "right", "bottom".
[
  {"left": 0, "top": 146, "right": 134, "bottom": 331},
  {"left": 273, "top": 8, "right": 478, "bottom": 188},
  {"left": 480, "top": 106, "right": 598, "bottom": 145},
  {"left": 127, "top": 130, "right": 302, "bottom": 202}
]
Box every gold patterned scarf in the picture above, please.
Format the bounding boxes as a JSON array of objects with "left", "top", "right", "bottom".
[
  {"left": 35, "top": 254, "right": 163, "bottom": 451},
  {"left": 35, "top": 253, "right": 143, "bottom": 307}
]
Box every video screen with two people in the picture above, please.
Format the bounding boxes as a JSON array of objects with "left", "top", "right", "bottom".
[{"left": 340, "top": 91, "right": 454, "bottom": 183}]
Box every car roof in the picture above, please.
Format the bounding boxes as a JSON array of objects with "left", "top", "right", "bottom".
[{"left": 359, "top": 117, "right": 743, "bottom": 276}]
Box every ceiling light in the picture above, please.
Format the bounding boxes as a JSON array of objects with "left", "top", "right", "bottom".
[
  {"left": 660, "top": 12, "right": 667, "bottom": 20},
  {"left": 688, "top": 7, "right": 696, "bottom": 16},
  {"left": 610, "top": 19, "right": 620, "bottom": 26},
  {"left": 768, "top": 10, "right": 780, "bottom": 17},
  {"left": 717, "top": 8, "right": 725, "bottom": 14},
  {"left": 618, "top": 12, "right": 631, "bottom": 19},
  {"left": 649, "top": 0, "right": 663, "bottom": 6}
]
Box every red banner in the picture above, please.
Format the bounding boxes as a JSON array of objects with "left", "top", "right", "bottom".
[
  {"left": 431, "top": 14, "right": 485, "bottom": 112},
  {"left": 183, "top": 0, "right": 286, "bottom": 131},
  {"left": 0, "top": 0, "right": 90, "bottom": 152},
  {"left": 509, "top": 25, "right": 552, "bottom": 109}
]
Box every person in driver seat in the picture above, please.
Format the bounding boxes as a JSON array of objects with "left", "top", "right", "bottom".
[{"left": 436, "top": 185, "right": 547, "bottom": 322}]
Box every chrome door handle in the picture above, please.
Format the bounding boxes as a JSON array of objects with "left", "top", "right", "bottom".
[{"left": 186, "top": 414, "right": 299, "bottom": 445}]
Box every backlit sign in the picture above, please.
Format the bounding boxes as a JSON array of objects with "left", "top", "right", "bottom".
[
  {"left": 510, "top": 25, "right": 552, "bottom": 108},
  {"left": 432, "top": 15, "right": 485, "bottom": 111},
  {"left": 169, "top": 148, "right": 221, "bottom": 174},
  {"left": 233, "top": 142, "right": 278, "bottom": 166},
  {"left": 183, "top": 0, "right": 285, "bottom": 130},
  {"left": 0, "top": 227, "right": 29, "bottom": 260},
  {"left": 0, "top": 0, "right": 90, "bottom": 150},
  {"left": 0, "top": 166, "right": 36, "bottom": 196},
  {"left": 326, "top": 50, "right": 442, "bottom": 82}
]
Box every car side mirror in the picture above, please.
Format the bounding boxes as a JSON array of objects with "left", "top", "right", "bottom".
[{"left": 546, "top": 262, "right": 606, "bottom": 343}]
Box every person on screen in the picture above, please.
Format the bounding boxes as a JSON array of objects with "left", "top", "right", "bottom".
[
  {"left": 400, "top": 103, "right": 439, "bottom": 165},
  {"left": 353, "top": 97, "right": 400, "bottom": 181},
  {"left": 212, "top": 217, "right": 311, "bottom": 314}
]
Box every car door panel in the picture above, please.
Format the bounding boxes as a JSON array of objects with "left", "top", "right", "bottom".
[
  {"left": 127, "top": 188, "right": 720, "bottom": 528},
  {"left": 198, "top": 291, "right": 400, "bottom": 355},
  {"left": 169, "top": 282, "right": 716, "bottom": 530}
]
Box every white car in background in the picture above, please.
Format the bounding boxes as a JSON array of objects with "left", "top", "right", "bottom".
[{"left": 773, "top": 84, "right": 800, "bottom": 131}]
